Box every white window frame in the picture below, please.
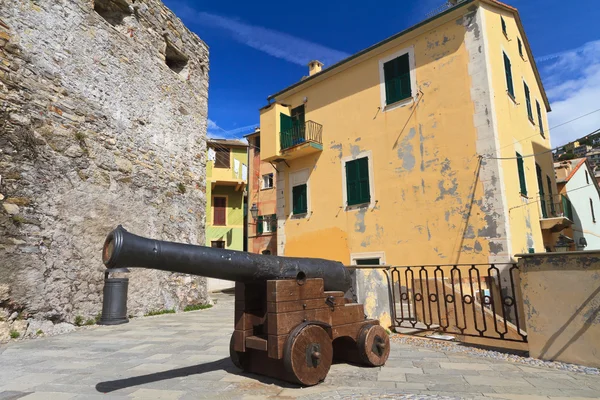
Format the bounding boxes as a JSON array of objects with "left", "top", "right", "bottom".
[
  {"left": 262, "top": 216, "right": 273, "bottom": 233},
  {"left": 288, "top": 168, "right": 310, "bottom": 218},
  {"left": 378, "top": 46, "right": 417, "bottom": 112},
  {"left": 261, "top": 173, "right": 274, "bottom": 189},
  {"left": 350, "top": 251, "right": 386, "bottom": 304},
  {"left": 341, "top": 150, "right": 375, "bottom": 211}
]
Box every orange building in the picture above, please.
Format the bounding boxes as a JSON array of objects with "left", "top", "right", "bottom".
[{"left": 246, "top": 128, "right": 278, "bottom": 255}]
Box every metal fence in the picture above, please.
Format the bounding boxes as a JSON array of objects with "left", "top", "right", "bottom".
[
  {"left": 389, "top": 263, "right": 527, "bottom": 343},
  {"left": 280, "top": 120, "right": 323, "bottom": 151}
]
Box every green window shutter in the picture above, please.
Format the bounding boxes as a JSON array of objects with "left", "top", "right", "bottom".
[
  {"left": 280, "top": 113, "right": 293, "bottom": 150},
  {"left": 270, "top": 214, "right": 277, "bottom": 232},
  {"left": 503, "top": 53, "right": 514, "bottom": 98},
  {"left": 257, "top": 215, "right": 263, "bottom": 235},
  {"left": 383, "top": 53, "right": 411, "bottom": 105},
  {"left": 536, "top": 101, "right": 544, "bottom": 135},
  {"left": 516, "top": 152, "right": 527, "bottom": 196},
  {"left": 547, "top": 176, "right": 555, "bottom": 215},
  {"left": 501, "top": 17, "right": 507, "bottom": 36},
  {"left": 524, "top": 82, "right": 533, "bottom": 120},
  {"left": 357, "top": 157, "right": 371, "bottom": 204},
  {"left": 292, "top": 184, "right": 307, "bottom": 214},
  {"left": 346, "top": 157, "right": 370, "bottom": 206},
  {"left": 346, "top": 159, "right": 359, "bottom": 205},
  {"left": 518, "top": 38, "right": 523, "bottom": 57}
]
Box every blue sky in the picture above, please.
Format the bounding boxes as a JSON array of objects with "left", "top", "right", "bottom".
[{"left": 164, "top": 0, "right": 600, "bottom": 147}]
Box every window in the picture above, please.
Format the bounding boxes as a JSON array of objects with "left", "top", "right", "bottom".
[
  {"left": 516, "top": 152, "right": 527, "bottom": 196},
  {"left": 211, "top": 240, "right": 225, "bottom": 248},
  {"left": 536, "top": 163, "right": 547, "bottom": 218},
  {"left": 518, "top": 38, "right": 523, "bottom": 58},
  {"left": 524, "top": 82, "right": 533, "bottom": 122},
  {"left": 345, "top": 157, "right": 371, "bottom": 206},
  {"left": 94, "top": 0, "right": 131, "bottom": 27},
  {"left": 255, "top": 136, "right": 261, "bottom": 151},
  {"left": 536, "top": 100, "right": 544, "bottom": 136},
  {"left": 165, "top": 41, "right": 189, "bottom": 76},
  {"left": 257, "top": 214, "right": 277, "bottom": 234},
  {"left": 213, "top": 197, "right": 226, "bottom": 226},
  {"left": 292, "top": 184, "right": 308, "bottom": 215},
  {"left": 383, "top": 53, "right": 412, "bottom": 105},
  {"left": 503, "top": 53, "right": 515, "bottom": 99},
  {"left": 586, "top": 170, "right": 590, "bottom": 185},
  {"left": 355, "top": 258, "right": 380, "bottom": 266},
  {"left": 591, "top": 198, "right": 596, "bottom": 223},
  {"left": 547, "top": 175, "right": 555, "bottom": 215},
  {"left": 214, "top": 148, "right": 230, "bottom": 168},
  {"left": 262, "top": 173, "right": 274, "bottom": 189},
  {"left": 501, "top": 17, "right": 507, "bottom": 36}
]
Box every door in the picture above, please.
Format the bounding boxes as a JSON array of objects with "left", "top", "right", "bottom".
[
  {"left": 291, "top": 105, "right": 305, "bottom": 144},
  {"left": 213, "top": 197, "right": 226, "bottom": 226}
]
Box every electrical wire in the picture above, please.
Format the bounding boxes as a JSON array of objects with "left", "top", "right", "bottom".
[{"left": 483, "top": 108, "right": 600, "bottom": 160}]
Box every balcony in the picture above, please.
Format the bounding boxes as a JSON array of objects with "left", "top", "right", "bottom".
[
  {"left": 539, "top": 195, "right": 574, "bottom": 232},
  {"left": 279, "top": 120, "right": 323, "bottom": 159}
]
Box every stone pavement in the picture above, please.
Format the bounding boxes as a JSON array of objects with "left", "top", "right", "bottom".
[{"left": 0, "top": 292, "right": 599, "bottom": 400}]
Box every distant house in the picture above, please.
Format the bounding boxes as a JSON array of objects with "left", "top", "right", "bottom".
[
  {"left": 206, "top": 139, "right": 249, "bottom": 291},
  {"left": 245, "top": 128, "right": 278, "bottom": 256},
  {"left": 573, "top": 145, "right": 592, "bottom": 157},
  {"left": 555, "top": 158, "right": 600, "bottom": 250}
]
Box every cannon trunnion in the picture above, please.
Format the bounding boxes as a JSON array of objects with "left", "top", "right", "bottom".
[{"left": 101, "top": 226, "right": 390, "bottom": 386}]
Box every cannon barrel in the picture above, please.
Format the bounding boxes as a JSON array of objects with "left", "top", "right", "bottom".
[{"left": 102, "top": 226, "right": 352, "bottom": 292}]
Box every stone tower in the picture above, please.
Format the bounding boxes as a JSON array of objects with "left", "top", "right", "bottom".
[{"left": 0, "top": 0, "right": 209, "bottom": 337}]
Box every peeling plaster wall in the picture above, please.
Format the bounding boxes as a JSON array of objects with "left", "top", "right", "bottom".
[
  {"left": 264, "top": 4, "right": 556, "bottom": 324},
  {"left": 275, "top": 7, "right": 501, "bottom": 269},
  {"left": 518, "top": 252, "right": 600, "bottom": 368},
  {"left": 481, "top": 2, "right": 556, "bottom": 254}
]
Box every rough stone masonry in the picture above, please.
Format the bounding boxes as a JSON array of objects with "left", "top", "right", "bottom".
[{"left": 0, "top": 0, "right": 209, "bottom": 340}]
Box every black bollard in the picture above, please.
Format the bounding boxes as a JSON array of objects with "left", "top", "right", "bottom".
[{"left": 98, "top": 268, "right": 130, "bottom": 325}]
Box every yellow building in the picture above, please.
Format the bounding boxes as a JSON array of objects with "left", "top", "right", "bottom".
[
  {"left": 206, "top": 139, "right": 248, "bottom": 290},
  {"left": 259, "top": 1, "right": 565, "bottom": 276}
]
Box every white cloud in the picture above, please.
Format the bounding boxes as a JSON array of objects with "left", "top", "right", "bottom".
[
  {"left": 538, "top": 40, "right": 600, "bottom": 147},
  {"left": 184, "top": 10, "right": 350, "bottom": 67},
  {"left": 207, "top": 119, "right": 256, "bottom": 139}
]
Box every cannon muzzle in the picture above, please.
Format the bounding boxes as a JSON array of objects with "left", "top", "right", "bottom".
[{"left": 102, "top": 226, "right": 352, "bottom": 292}]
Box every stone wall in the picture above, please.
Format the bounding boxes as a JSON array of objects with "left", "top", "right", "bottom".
[{"left": 0, "top": 0, "right": 209, "bottom": 339}]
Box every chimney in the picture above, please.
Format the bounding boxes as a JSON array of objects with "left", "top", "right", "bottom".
[{"left": 308, "top": 60, "right": 324, "bottom": 76}]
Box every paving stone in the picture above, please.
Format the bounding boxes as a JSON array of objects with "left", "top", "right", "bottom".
[
  {"left": 464, "top": 376, "right": 532, "bottom": 387},
  {"left": 406, "top": 374, "right": 467, "bottom": 385},
  {"left": 0, "top": 292, "right": 594, "bottom": 399},
  {"left": 19, "top": 393, "right": 76, "bottom": 400},
  {"left": 482, "top": 394, "right": 551, "bottom": 400},
  {"left": 129, "top": 388, "right": 186, "bottom": 399},
  {"left": 439, "top": 362, "right": 492, "bottom": 371},
  {"left": 524, "top": 378, "right": 579, "bottom": 389},
  {"left": 0, "top": 392, "right": 32, "bottom": 400},
  {"left": 426, "top": 384, "right": 496, "bottom": 393}
]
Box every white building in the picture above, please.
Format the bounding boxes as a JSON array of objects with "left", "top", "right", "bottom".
[{"left": 555, "top": 158, "right": 600, "bottom": 250}]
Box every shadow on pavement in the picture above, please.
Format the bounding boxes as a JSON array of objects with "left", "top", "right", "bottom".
[
  {"left": 96, "top": 357, "right": 230, "bottom": 393},
  {"left": 95, "top": 356, "right": 299, "bottom": 393}
]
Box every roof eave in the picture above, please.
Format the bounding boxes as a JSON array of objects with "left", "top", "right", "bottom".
[{"left": 266, "top": 0, "right": 476, "bottom": 102}]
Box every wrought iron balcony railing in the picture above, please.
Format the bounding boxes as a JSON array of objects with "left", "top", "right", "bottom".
[
  {"left": 280, "top": 120, "right": 323, "bottom": 151},
  {"left": 539, "top": 194, "right": 573, "bottom": 221}
]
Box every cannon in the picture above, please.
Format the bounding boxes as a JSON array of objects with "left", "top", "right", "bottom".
[{"left": 102, "top": 226, "right": 390, "bottom": 386}]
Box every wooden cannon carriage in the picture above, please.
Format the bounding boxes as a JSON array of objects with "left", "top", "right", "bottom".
[{"left": 101, "top": 226, "right": 390, "bottom": 385}]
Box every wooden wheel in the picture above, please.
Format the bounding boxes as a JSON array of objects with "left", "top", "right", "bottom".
[
  {"left": 229, "top": 334, "right": 249, "bottom": 370},
  {"left": 283, "top": 323, "right": 333, "bottom": 386},
  {"left": 357, "top": 324, "right": 390, "bottom": 367}
]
